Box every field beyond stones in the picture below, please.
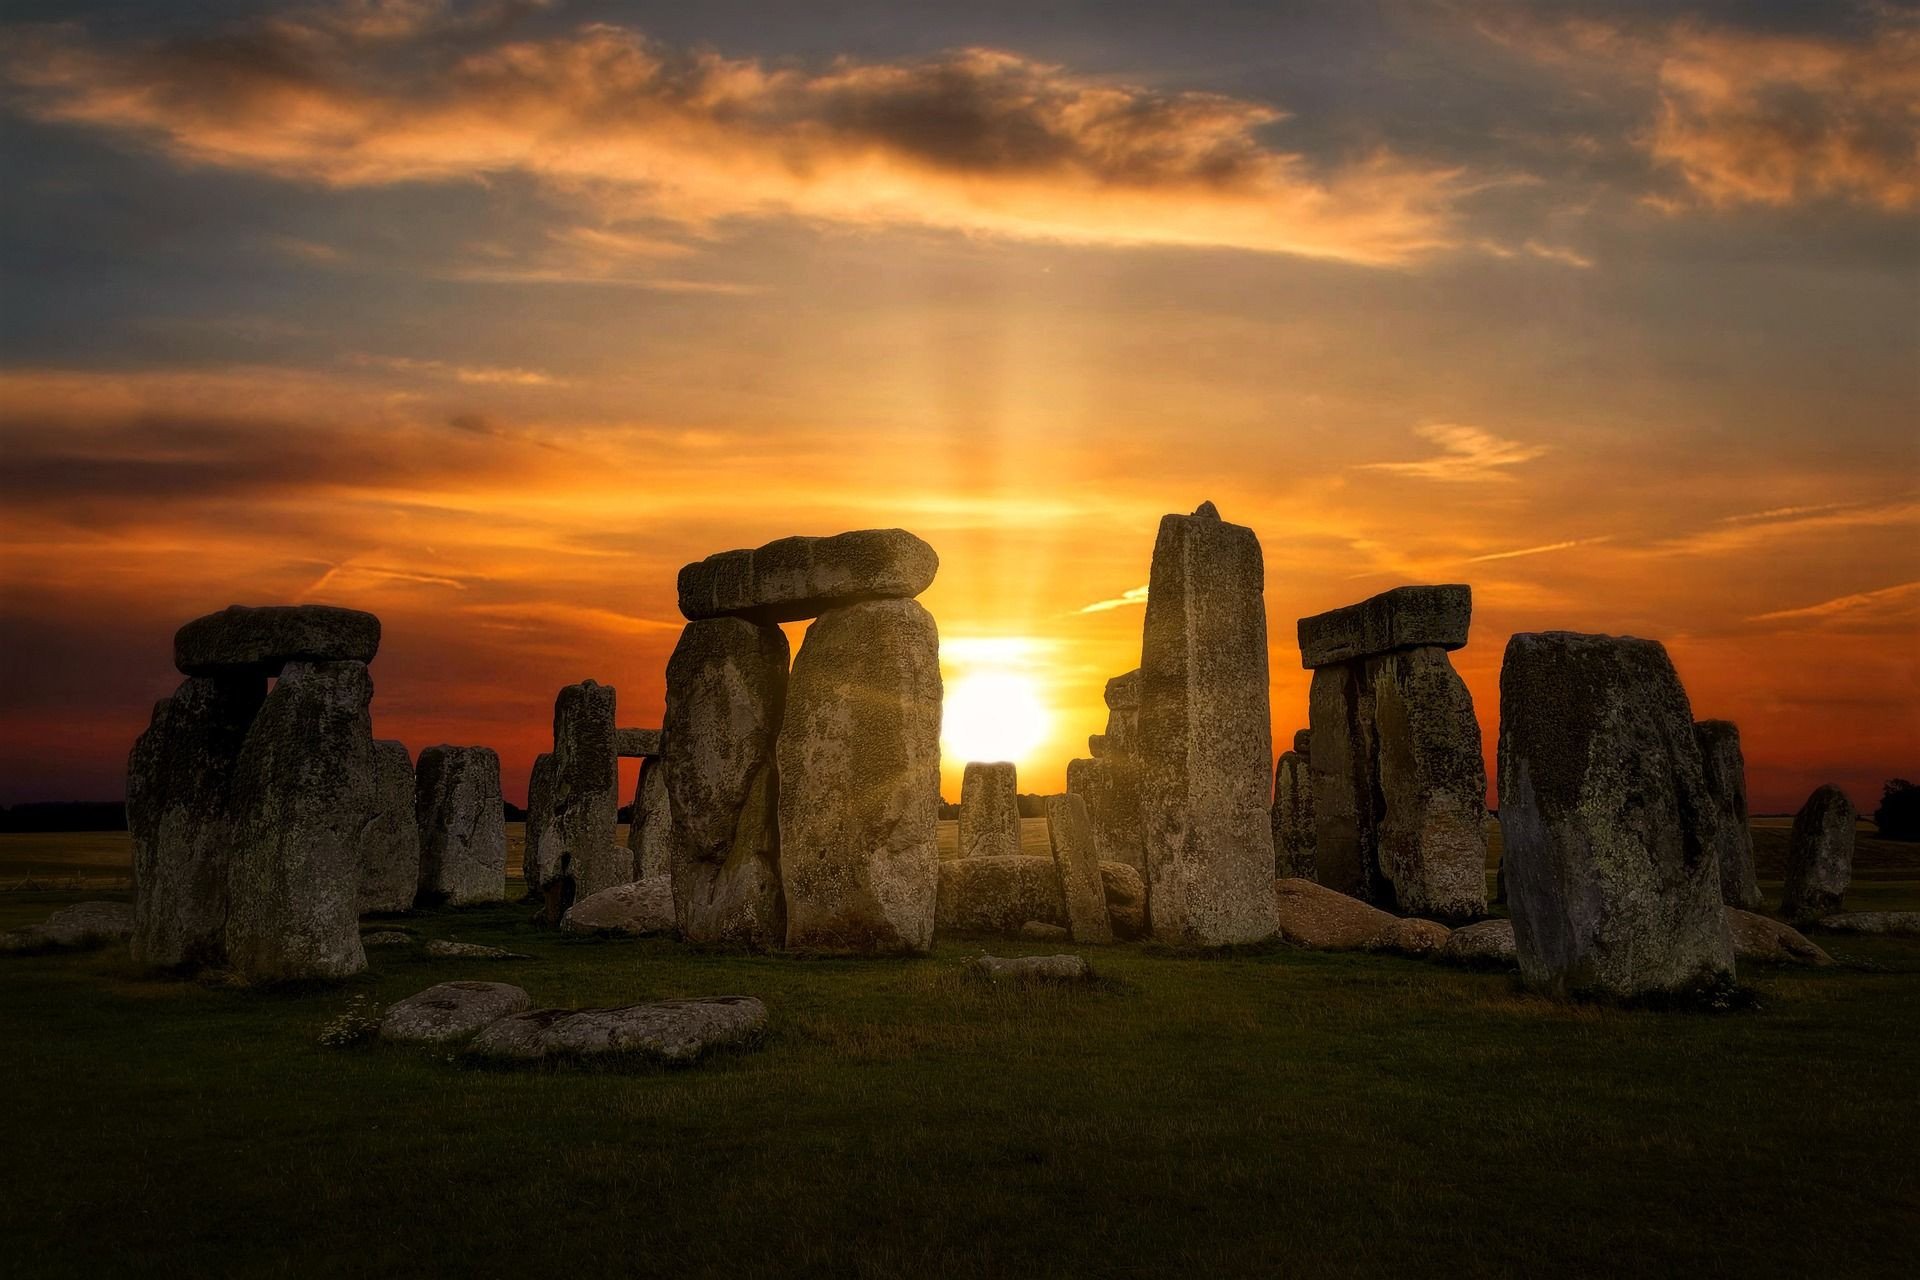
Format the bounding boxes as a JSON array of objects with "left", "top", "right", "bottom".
[{"left": 3, "top": 825, "right": 1917, "bottom": 1279}]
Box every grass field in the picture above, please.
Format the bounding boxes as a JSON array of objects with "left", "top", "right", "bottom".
[{"left": 3, "top": 825, "right": 1917, "bottom": 1278}]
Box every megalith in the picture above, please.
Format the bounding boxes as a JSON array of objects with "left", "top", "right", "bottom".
[
  {"left": 523, "top": 752, "right": 553, "bottom": 896},
  {"left": 173, "top": 603, "right": 380, "bottom": 677},
  {"left": 1137, "top": 502, "right": 1278, "bottom": 946},
  {"left": 959, "top": 762, "right": 1022, "bottom": 860},
  {"left": 779, "top": 598, "right": 942, "bottom": 954},
  {"left": 1102, "top": 669, "right": 1141, "bottom": 758},
  {"left": 1781, "top": 784, "right": 1856, "bottom": 925},
  {"left": 1270, "top": 732, "right": 1315, "bottom": 881},
  {"left": 357, "top": 739, "right": 420, "bottom": 914},
  {"left": 1497, "top": 631, "right": 1734, "bottom": 1001},
  {"left": 1045, "top": 793, "right": 1113, "bottom": 944},
  {"left": 538, "top": 680, "right": 623, "bottom": 904},
  {"left": 627, "top": 755, "right": 672, "bottom": 881},
  {"left": 678, "top": 528, "right": 939, "bottom": 625},
  {"left": 1695, "top": 720, "right": 1762, "bottom": 910},
  {"left": 1066, "top": 755, "right": 1144, "bottom": 872},
  {"left": 663, "top": 619, "right": 788, "bottom": 947},
  {"left": 414, "top": 745, "right": 505, "bottom": 906}
]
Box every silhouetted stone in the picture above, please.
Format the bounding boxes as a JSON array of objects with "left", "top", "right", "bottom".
[
  {"left": 614, "top": 728, "right": 662, "bottom": 758},
  {"left": 1781, "top": 784, "right": 1856, "bottom": 926},
  {"left": 380, "top": 981, "right": 530, "bottom": 1045},
  {"left": 414, "top": 745, "right": 506, "bottom": 906},
  {"left": 1497, "top": 632, "right": 1733, "bottom": 1000},
  {"left": 1725, "top": 909, "right": 1831, "bottom": 966},
  {"left": 1088, "top": 734, "right": 1113, "bottom": 758},
  {"left": 1099, "top": 860, "right": 1147, "bottom": 940},
  {"left": 1292, "top": 729, "right": 1312, "bottom": 755},
  {"left": 1296, "top": 584, "right": 1470, "bottom": 670},
  {"left": 540, "top": 680, "right": 623, "bottom": 902},
  {"left": 626, "top": 756, "right": 671, "bottom": 881},
  {"left": 357, "top": 739, "right": 420, "bottom": 915},
  {"left": 1696, "top": 720, "right": 1762, "bottom": 910},
  {"left": 971, "top": 954, "right": 1091, "bottom": 982},
  {"left": 1270, "top": 747, "right": 1315, "bottom": 880},
  {"left": 562, "top": 877, "right": 676, "bottom": 936},
  {"left": 959, "top": 762, "right": 1021, "bottom": 860},
  {"left": 174, "top": 604, "right": 380, "bottom": 677},
  {"left": 2, "top": 901, "right": 135, "bottom": 954},
  {"left": 523, "top": 753, "right": 554, "bottom": 895},
  {"left": 127, "top": 674, "right": 265, "bottom": 970},
  {"left": 1103, "top": 669, "right": 1142, "bottom": 757},
  {"left": 678, "top": 528, "right": 938, "bottom": 624},
  {"left": 225, "top": 660, "right": 374, "bottom": 983},
  {"left": 780, "top": 599, "right": 941, "bottom": 954},
  {"left": 664, "top": 620, "right": 788, "bottom": 947},
  {"left": 936, "top": 855, "right": 1067, "bottom": 935},
  {"left": 1067, "top": 756, "right": 1143, "bottom": 871},
  {"left": 1045, "top": 793, "right": 1113, "bottom": 944},
  {"left": 467, "top": 997, "right": 768, "bottom": 1065}
]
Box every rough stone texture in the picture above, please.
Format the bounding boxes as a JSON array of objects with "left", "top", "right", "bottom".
[
  {"left": 539, "top": 680, "right": 623, "bottom": 903},
  {"left": 1, "top": 901, "right": 135, "bottom": 954},
  {"left": 1725, "top": 909, "right": 1832, "bottom": 966},
  {"left": 1138, "top": 503, "right": 1279, "bottom": 946},
  {"left": 1103, "top": 669, "right": 1142, "bottom": 758},
  {"left": 1308, "top": 665, "right": 1374, "bottom": 901},
  {"left": 1019, "top": 921, "right": 1070, "bottom": 942},
  {"left": 779, "top": 599, "right": 942, "bottom": 954},
  {"left": 1781, "top": 784, "right": 1856, "bottom": 926},
  {"left": 664, "top": 619, "right": 788, "bottom": 947},
  {"left": 1382, "top": 916, "right": 1453, "bottom": 956},
  {"left": 424, "top": 939, "right": 527, "bottom": 959},
  {"left": 1272, "top": 877, "right": 1445, "bottom": 955},
  {"left": 1088, "top": 734, "right": 1113, "bottom": 758},
  {"left": 379, "top": 981, "right": 530, "bottom": 1044},
  {"left": 1696, "top": 720, "right": 1762, "bottom": 910},
  {"left": 1497, "top": 632, "right": 1734, "bottom": 1000},
  {"left": 523, "top": 753, "right": 554, "bottom": 894},
  {"left": 467, "top": 997, "right": 769, "bottom": 1065},
  {"left": 1043, "top": 794, "right": 1113, "bottom": 944},
  {"left": 958, "top": 762, "right": 1021, "bottom": 860},
  {"left": 971, "top": 954, "right": 1091, "bottom": 982},
  {"left": 613, "top": 728, "right": 663, "bottom": 758},
  {"left": 1297, "top": 584, "right": 1471, "bottom": 669},
  {"left": 1293, "top": 729, "right": 1312, "bottom": 755},
  {"left": 626, "top": 756, "right": 671, "bottom": 881},
  {"left": 1270, "top": 749, "right": 1315, "bottom": 880},
  {"left": 174, "top": 604, "right": 380, "bottom": 677},
  {"left": 224, "top": 660, "right": 374, "bottom": 983},
  {"left": 1099, "top": 861, "right": 1148, "bottom": 940},
  {"left": 414, "top": 746, "right": 506, "bottom": 906},
  {"left": 1067, "top": 757, "right": 1144, "bottom": 872},
  {"left": 936, "top": 856, "right": 1068, "bottom": 935},
  {"left": 357, "top": 740, "right": 420, "bottom": 915},
  {"left": 1437, "top": 919, "right": 1517, "bottom": 968},
  {"left": 1816, "top": 911, "right": 1920, "bottom": 936},
  {"left": 127, "top": 674, "right": 265, "bottom": 970},
  {"left": 678, "top": 528, "right": 939, "bottom": 625},
  {"left": 562, "top": 877, "right": 676, "bottom": 936}
]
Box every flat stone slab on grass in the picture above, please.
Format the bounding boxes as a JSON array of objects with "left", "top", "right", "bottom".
[
  {"left": 360, "top": 930, "right": 415, "bottom": 947},
  {"left": 562, "top": 877, "right": 676, "bottom": 936},
  {"left": 380, "top": 981, "right": 531, "bottom": 1044},
  {"left": 1297, "top": 584, "right": 1471, "bottom": 669},
  {"left": 1272, "top": 878, "right": 1450, "bottom": 956},
  {"left": 1815, "top": 911, "right": 1920, "bottom": 937},
  {"left": 1, "top": 901, "right": 134, "bottom": 954},
  {"left": 425, "top": 940, "right": 529, "bottom": 960},
  {"left": 677, "top": 528, "right": 938, "bottom": 624},
  {"left": 174, "top": 604, "right": 380, "bottom": 677},
  {"left": 466, "top": 996, "right": 768, "bottom": 1066},
  {"left": 971, "top": 954, "right": 1092, "bottom": 982},
  {"left": 1725, "top": 910, "right": 1832, "bottom": 966},
  {"left": 1436, "top": 919, "right": 1517, "bottom": 968}
]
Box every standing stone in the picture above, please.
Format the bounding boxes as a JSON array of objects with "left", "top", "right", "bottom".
[
  {"left": 1044, "top": 793, "right": 1113, "bottom": 944},
  {"left": 1781, "top": 784, "right": 1856, "bottom": 925},
  {"left": 538, "top": 680, "right": 623, "bottom": 903},
  {"left": 1067, "top": 756, "right": 1144, "bottom": 871},
  {"left": 959, "top": 762, "right": 1021, "bottom": 860},
  {"left": 225, "top": 660, "right": 374, "bottom": 983},
  {"left": 1695, "top": 720, "right": 1762, "bottom": 910},
  {"left": 626, "top": 756, "right": 672, "bottom": 881},
  {"left": 678, "top": 528, "right": 939, "bottom": 624},
  {"left": 1297, "top": 584, "right": 1470, "bottom": 669},
  {"left": 1270, "top": 742, "right": 1315, "bottom": 880},
  {"left": 127, "top": 674, "right": 266, "bottom": 970},
  {"left": 1103, "top": 669, "right": 1142, "bottom": 758},
  {"left": 1371, "top": 647, "right": 1487, "bottom": 922},
  {"left": 174, "top": 603, "right": 380, "bottom": 676},
  {"left": 780, "top": 599, "right": 942, "bottom": 954},
  {"left": 1137, "top": 502, "right": 1278, "bottom": 946},
  {"left": 1308, "top": 664, "right": 1376, "bottom": 900},
  {"left": 1497, "top": 632, "right": 1734, "bottom": 1000},
  {"left": 414, "top": 745, "right": 506, "bottom": 906},
  {"left": 357, "top": 739, "right": 420, "bottom": 914},
  {"left": 523, "top": 752, "right": 554, "bottom": 896},
  {"left": 935, "top": 856, "right": 1068, "bottom": 934},
  {"left": 664, "top": 620, "right": 788, "bottom": 947}
]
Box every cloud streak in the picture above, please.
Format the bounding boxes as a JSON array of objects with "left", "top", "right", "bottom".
[
  {"left": 1076, "top": 585, "right": 1149, "bottom": 614},
  {"left": 1358, "top": 423, "right": 1549, "bottom": 482}
]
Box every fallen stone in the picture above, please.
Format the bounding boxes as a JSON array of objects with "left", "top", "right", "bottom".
[
  {"left": 780, "top": 598, "right": 942, "bottom": 954},
  {"left": 357, "top": 739, "right": 420, "bottom": 915},
  {"left": 541, "top": 680, "right": 623, "bottom": 903},
  {"left": 0, "top": 901, "right": 135, "bottom": 954},
  {"left": 1781, "top": 784, "right": 1856, "bottom": 926},
  {"left": 424, "top": 939, "right": 529, "bottom": 960},
  {"left": 678, "top": 528, "right": 938, "bottom": 625},
  {"left": 1138, "top": 502, "right": 1279, "bottom": 946},
  {"left": 1725, "top": 909, "right": 1832, "bottom": 966},
  {"left": 1497, "top": 631, "right": 1734, "bottom": 1000},
  {"left": 1272, "top": 877, "right": 1441, "bottom": 955},
  {"left": 1045, "top": 793, "right": 1113, "bottom": 944},
  {"left": 1099, "top": 861, "right": 1147, "bottom": 940},
  {"left": 613, "top": 728, "right": 663, "bottom": 758},
  {"left": 361, "top": 930, "right": 414, "bottom": 947},
  {"left": 174, "top": 604, "right": 380, "bottom": 677},
  {"left": 936, "top": 856, "right": 1068, "bottom": 935},
  {"left": 414, "top": 745, "right": 506, "bottom": 907},
  {"left": 1270, "top": 747, "right": 1315, "bottom": 881},
  {"left": 1381, "top": 916, "right": 1453, "bottom": 956},
  {"left": 1436, "top": 919, "right": 1517, "bottom": 968},
  {"left": 1696, "top": 720, "right": 1762, "bottom": 910},
  {"left": 1296, "top": 584, "right": 1471, "bottom": 669},
  {"left": 1019, "top": 921, "right": 1070, "bottom": 942},
  {"left": 379, "top": 981, "right": 531, "bottom": 1044},
  {"left": 1815, "top": 911, "right": 1920, "bottom": 937},
  {"left": 626, "top": 756, "right": 671, "bottom": 881},
  {"left": 1067, "top": 756, "right": 1144, "bottom": 872},
  {"left": 562, "top": 877, "right": 676, "bottom": 936},
  {"left": 523, "top": 752, "right": 554, "bottom": 895},
  {"left": 467, "top": 996, "right": 769, "bottom": 1065},
  {"left": 971, "top": 954, "right": 1091, "bottom": 982},
  {"left": 959, "top": 762, "right": 1022, "bottom": 860}
]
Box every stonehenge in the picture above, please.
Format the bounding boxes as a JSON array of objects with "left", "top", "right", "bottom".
[
  {"left": 627, "top": 757, "right": 671, "bottom": 880},
  {"left": 1270, "top": 729, "right": 1314, "bottom": 880},
  {"left": 1300, "top": 585, "right": 1486, "bottom": 923},
  {"left": 414, "top": 745, "right": 506, "bottom": 906},
  {"left": 1695, "top": 720, "right": 1762, "bottom": 910},
  {"left": 1066, "top": 670, "right": 1146, "bottom": 872},
  {"left": 958, "top": 762, "right": 1021, "bottom": 860},
  {"left": 1782, "top": 784, "right": 1856, "bottom": 925},
  {"left": 173, "top": 604, "right": 380, "bottom": 677},
  {"left": 678, "top": 528, "right": 938, "bottom": 624},
  {"left": 539, "top": 680, "right": 623, "bottom": 908},
  {"left": 1044, "top": 793, "right": 1113, "bottom": 944},
  {"left": 523, "top": 753, "right": 554, "bottom": 895},
  {"left": 357, "top": 739, "right": 421, "bottom": 914}
]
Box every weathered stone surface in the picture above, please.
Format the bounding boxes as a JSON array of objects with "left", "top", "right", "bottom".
[
  {"left": 424, "top": 939, "right": 528, "bottom": 960},
  {"left": 1436, "top": 919, "right": 1517, "bottom": 968},
  {"left": 972, "top": 954, "right": 1091, "bottom": 982},
  {"left": 780, "top": 599, "right": 942, "bottom": 954},
  {"left": 467, "top": 996, "right": 768, "bottom": 1065},
  {"left": 1696, "top": 720, "right": 1762, "bottom": 910},
  {"left": 1087, "top": 734, "right": 1113, "bottom": 758},
  {"left": 1382, "top": 916, "right": 1453, "bottom": 956},
  {"left": 357, "top": 740, "right": 419, "bottom": 915},
  {"left": 1045, "top": 793, "right": 1114, "bottom": 944},
  {"left": 174, "top": 604, "right": 380, "bottom": 677},
  {"left": 128, "top": 674, "right": 264, "bottom": 970},
  {"left": 1725, "top": 909, "right": 1832, "bottom": 966},
  {"left": 523, "top": 752, "right": 554, "bottom": 894},
  {"left": 1138, "top": 503, "right": 1278, "bottom": 946},
  {"left": 1103, "top": 669, "right": 1142, "bottom": 758},
  {"left": 1270, "top": 749, "right": 1315, "bottom": 880},
  {"left": 678, "top": 528, "right": 938, "bottom": 624},
  {"left": 936, "top": 856, "right": 1068, "bottom": 935},
  {"left": 614, "top": 728, "right": 662, "bottom": 758},
  {"left": 1292, "top": 729, "right": 1312, "bottom": 755},
  {"left": 626, "top": 756, "right": 671, "bottom": 881},
  {"left": 1297, "top": 584, "right": 1470, "bottom": 669},
  {"left": 1, "top": 901, "right": 135, "bottom": 954},
  {"left": 664, "top": 619, "right": 788, "bottom": 947},
  {"left": 1816, "top": 911, "right": 1920, "bottom": 936},
  {"left": 1099, "top": 860, "right": 1147, "bottom": 940},
  {"left": 539, "top": 680, "right": 623, "bottom": 903},
  {"left": 1308, "top": 664, "right": 1374, "bottom": 901},
  {"left": 414, "top": 745, "right": 506, "bottom": 907},
  {"left": 379, "top": 981, "right": 530, "bottom": 1044},
  {"left": 959, "top": 762, "right": 1021, "bottom": 860},
  {"left": 225, "top": 660, "right": 374, "bottom": 983},
  {"left": 1781, "top": 784, "right": 1856, "bottom": 925},
  {"left": 1019, "top": 921, "right": 1070, "bottom": 942},
  {"left": 1272, "top": 877, "right": 1442, "bottom": 954},
  {"left": 562, "top": 877, "right": 676, "bottom": 936},
  {"left": 1067, "top": 757, "right": 1144, "bottom": 872},
  {"left": 1497, "top": 632, "right": 1734, "bottom": 1000}
]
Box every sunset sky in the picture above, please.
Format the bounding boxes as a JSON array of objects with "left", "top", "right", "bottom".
[{"left": 1, "top": 0, "right": 1914, "bottom": 814}]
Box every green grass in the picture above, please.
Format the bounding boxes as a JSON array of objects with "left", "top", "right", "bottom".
[{"left": 2, "top": 830, "right": 1917, "bottom": 1278}]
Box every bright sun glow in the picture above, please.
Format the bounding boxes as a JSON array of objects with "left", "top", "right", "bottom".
[{"left": 943, "top": 670, "right": 1051, "bottom": 766}]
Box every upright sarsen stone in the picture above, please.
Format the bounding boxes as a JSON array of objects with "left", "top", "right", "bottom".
[
  {"left": 1371, "top": 647, "right": 1487, "bottom": 922},
  {"left": 1137, "top": 502, "right": 1278, "bottom": 946},
  {"left": 779, "top": 599, "right": 942, "bottom": 954},
  {"left": 1045, "top": 793, "right": 1113, "bottom": 944},
  {"left": 1695, "top": 720, "right": 1762, "bottom": 910},
  {"left": 414, "top": 745, "right": 506, "bottom": 906},
  {"left": 225, "top": 660, "right": 375, "bottom": 983},
  {"left": 959, "top": 762, "right": 1021, "bottom": 860},
  {"left": 627, "top": 756, "right": 671, "bottom": 881},
  {"left": 678, "top": 528, "right": 938, "bottom": 625},
  {"left": 1782, "top": 784, "right": 1856, "bottom": 925},
  {"left": 1103, "top": 669, "right": 1142, "bottom": 758},
  {"left": 523, "top": 752, "right": 554, "bottom": 895},
  {"left": 1067, "top": 756, "right": 1144, "bottom": 871},
  {"left": 539, "top": 680, "right": 623, "bottom": 902},
  {"left": 664, "top": 619, "right": 788, "bottom": 947},
  {"left": 1308, "top": 665, "right": 1375, "bottom": 899},
  {"left": 1497, "top": 632, "right": 1734, "bottom": 1000},
  {"left": 357, "top": 739, "right": 420, "bottom": 914},
  {"left": 1270, "top": 742, "right": 1315, "bottom": 880}
]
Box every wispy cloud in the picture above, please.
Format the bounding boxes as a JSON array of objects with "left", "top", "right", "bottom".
[
  {"left": 1076, "top": 585, "right": 1149, "bottom": 614},
  {"left": 1358, "top": 423, "right": 1549, "bottom": 482},
  {"left": 1748, "top": 580, "right": 1920, "bottom": 624},
  {"left": 351, "top": 353, "right": 563, "bottom": 386},
  {"left": 1466, "top": 535, "right": 1611, "bottom": 563},
  {"left": 1652, "top": 496, "right": 1920, "bottom": 557}
]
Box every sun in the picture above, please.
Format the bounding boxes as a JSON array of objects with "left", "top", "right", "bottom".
[{"left": 942, "top": 670, "right": 1051, "bottom": 767}]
